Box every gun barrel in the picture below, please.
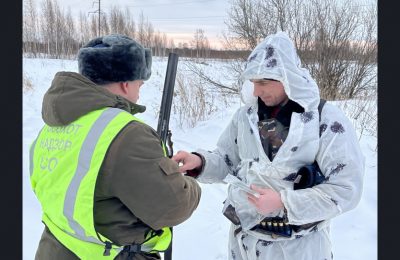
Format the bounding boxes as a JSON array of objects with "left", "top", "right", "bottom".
[{"left": 157, "top": 53, "right": 179, "bottom": 152}]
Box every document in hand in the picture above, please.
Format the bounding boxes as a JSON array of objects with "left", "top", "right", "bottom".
[{"left": 223, "top": 174, "right": 261, "bottom": 198}]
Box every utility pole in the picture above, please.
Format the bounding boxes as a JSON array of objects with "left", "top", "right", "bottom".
[{"left": 89, "top": 0, "right": 104, "bottom": 37}]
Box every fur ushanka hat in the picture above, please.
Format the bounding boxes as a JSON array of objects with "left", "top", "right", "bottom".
[{"left": 78, "top": 34, "right": 152, "bottom": 85}]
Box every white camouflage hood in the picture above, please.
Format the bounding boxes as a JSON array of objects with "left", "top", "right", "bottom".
[{"left": 240, "top": 31, "right": 320, "bottom": 111}]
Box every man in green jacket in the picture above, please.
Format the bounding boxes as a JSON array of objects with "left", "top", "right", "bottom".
[{"left": 30, "top": 34, "right": 201, "bottom": 260}]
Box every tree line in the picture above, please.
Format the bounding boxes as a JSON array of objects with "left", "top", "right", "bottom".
[
  {"left": 23, "top": 0, "right": 219, "bottom": 59},
  {"left": 23, "top": 0, "right": 377, "bottom": 99}
]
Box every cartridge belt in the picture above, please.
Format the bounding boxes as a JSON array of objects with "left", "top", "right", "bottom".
[
  {"left": 249, "top": 216, "right": 322, "bottom": 238},
  {"left": 231, "top": 214, "right": 322, "bottom": 239}
]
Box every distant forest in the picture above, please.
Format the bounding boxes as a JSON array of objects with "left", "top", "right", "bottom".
[
  {"left": 23, "top": 0, "right": 376, "bottom": 64},
  {"left": 23, "top": 0, "right": 251, "bottom": 59}
]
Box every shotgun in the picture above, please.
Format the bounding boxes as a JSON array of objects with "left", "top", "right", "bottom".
[{"left": 156, "top": 52, "right": 179, "bottom": 260}]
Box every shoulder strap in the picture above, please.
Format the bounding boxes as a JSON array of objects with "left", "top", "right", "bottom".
[
  {"left": 318, "top": 99, "right": 326, "bottom": 139},
  {"left": 315, "top": 99, "right": 327, "bottom": 177},
  {"left": 318, "top": 99, "right": 326, "bottom": 122}
]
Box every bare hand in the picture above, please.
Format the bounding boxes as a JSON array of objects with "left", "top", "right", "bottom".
[
  {"left": 171, "top": 150, "right": 202, "bottom": 173},
  {"left": 247, "top": 185, "right": 284, "bottom": 215}
]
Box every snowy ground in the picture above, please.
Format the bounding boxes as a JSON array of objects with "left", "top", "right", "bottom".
[{"left": 23, "top": 58, "right": 377, "bottom": 260}]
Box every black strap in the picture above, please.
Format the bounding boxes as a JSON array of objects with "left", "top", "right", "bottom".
[
  {"left": 313, "top": 98, "right": 326, "bottom": 175},
  {"left": 318, "top": 99, "right": 326, "bottom": 123},
  {"left": 234, "top": 226, "right": 243, "bottom": 237},
  {"left": 103, "top": 241, "right": 113, "bottom": 256},
  {"left": 122, "top": 244, "right": 141, "bottom": 253}
]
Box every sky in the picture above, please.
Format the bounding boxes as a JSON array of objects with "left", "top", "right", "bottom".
[
  {"left": 23, "top": 57, "right": 377, "bottom": 260},
  {"left": 54, "top": 0, "right": 231, "bottom": 49}
]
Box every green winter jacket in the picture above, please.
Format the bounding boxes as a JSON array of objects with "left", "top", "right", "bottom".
[{"left": 34, "top": 72, "right": 201, "bottom": 260}]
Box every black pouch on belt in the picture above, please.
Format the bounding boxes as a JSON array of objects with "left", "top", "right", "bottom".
[{"left": 223, "top": 204, "right": 241, "bottom": 225}]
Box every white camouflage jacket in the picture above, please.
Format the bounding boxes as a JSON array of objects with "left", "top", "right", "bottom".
[{"left": 195, "top": 32, "right": 365, "bottom": 242}]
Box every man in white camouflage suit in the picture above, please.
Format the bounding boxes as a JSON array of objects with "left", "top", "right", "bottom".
[{"left": 172, "top": 31, "right": 365, "bottom": 260}]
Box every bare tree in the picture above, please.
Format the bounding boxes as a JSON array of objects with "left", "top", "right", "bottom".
[
  {"left": 78, "top": 11, "right": 91, "bottom": 45},
  {"left": 168, "top": 38, "right": 175, "bottom": 52},
  {"left": 23, "top": 0, "right": 39, "bottom": 57},
  {"left": 190, "top": 29, "right": 211, "bottom": 60},
  {"left": 144, "top": 20, "right": 154, "bottom": 48},
  {"left": 40, "top": 0, "right": 56, "bottom": 56},
  {"left": 100, "top": 13, "right": 110, "bottom": 36},
  {"left": 109, "top": 6, "right": 126, "bottom": 35},
  {"left": 64, "top": 7, "right": 78, "bottom": 58},
  {"left": 108, "top": 6, "right": 131, "bottom": 36},
  {"left": 226, "top": 0, "right": 266, "bottom": 49},
  {"left": 161, "top": 32, "right": 168, "bottom": 56},
  {"left": 90, "top": 15, "right": 98, "bottom": 39},
  {"left": 223, "top": 0, "right": 377, "bottom": 100},
  {"left": 123, "top": 8, "right": 135, "bottom": 38},
  {"left": 152, "top": 31, "right": 170, "bottom": 57},
  {"left": 136, "top": 12, "right": 146, "bottom": 45},
  {"left": 36, "top": 0, "right": 80, "bottom": 58}
]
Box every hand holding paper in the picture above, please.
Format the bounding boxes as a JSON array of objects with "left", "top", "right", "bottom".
[
  {"left": 223, "top": 174, "right": 260, "bottom": 198},
  {"left": 247, "top": 185, "right": 284, "bottom": 215}
]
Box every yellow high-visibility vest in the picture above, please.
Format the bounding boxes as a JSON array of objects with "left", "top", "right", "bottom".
[{"left": 30, "top": 107, "right": 171, "bottom": 259}]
